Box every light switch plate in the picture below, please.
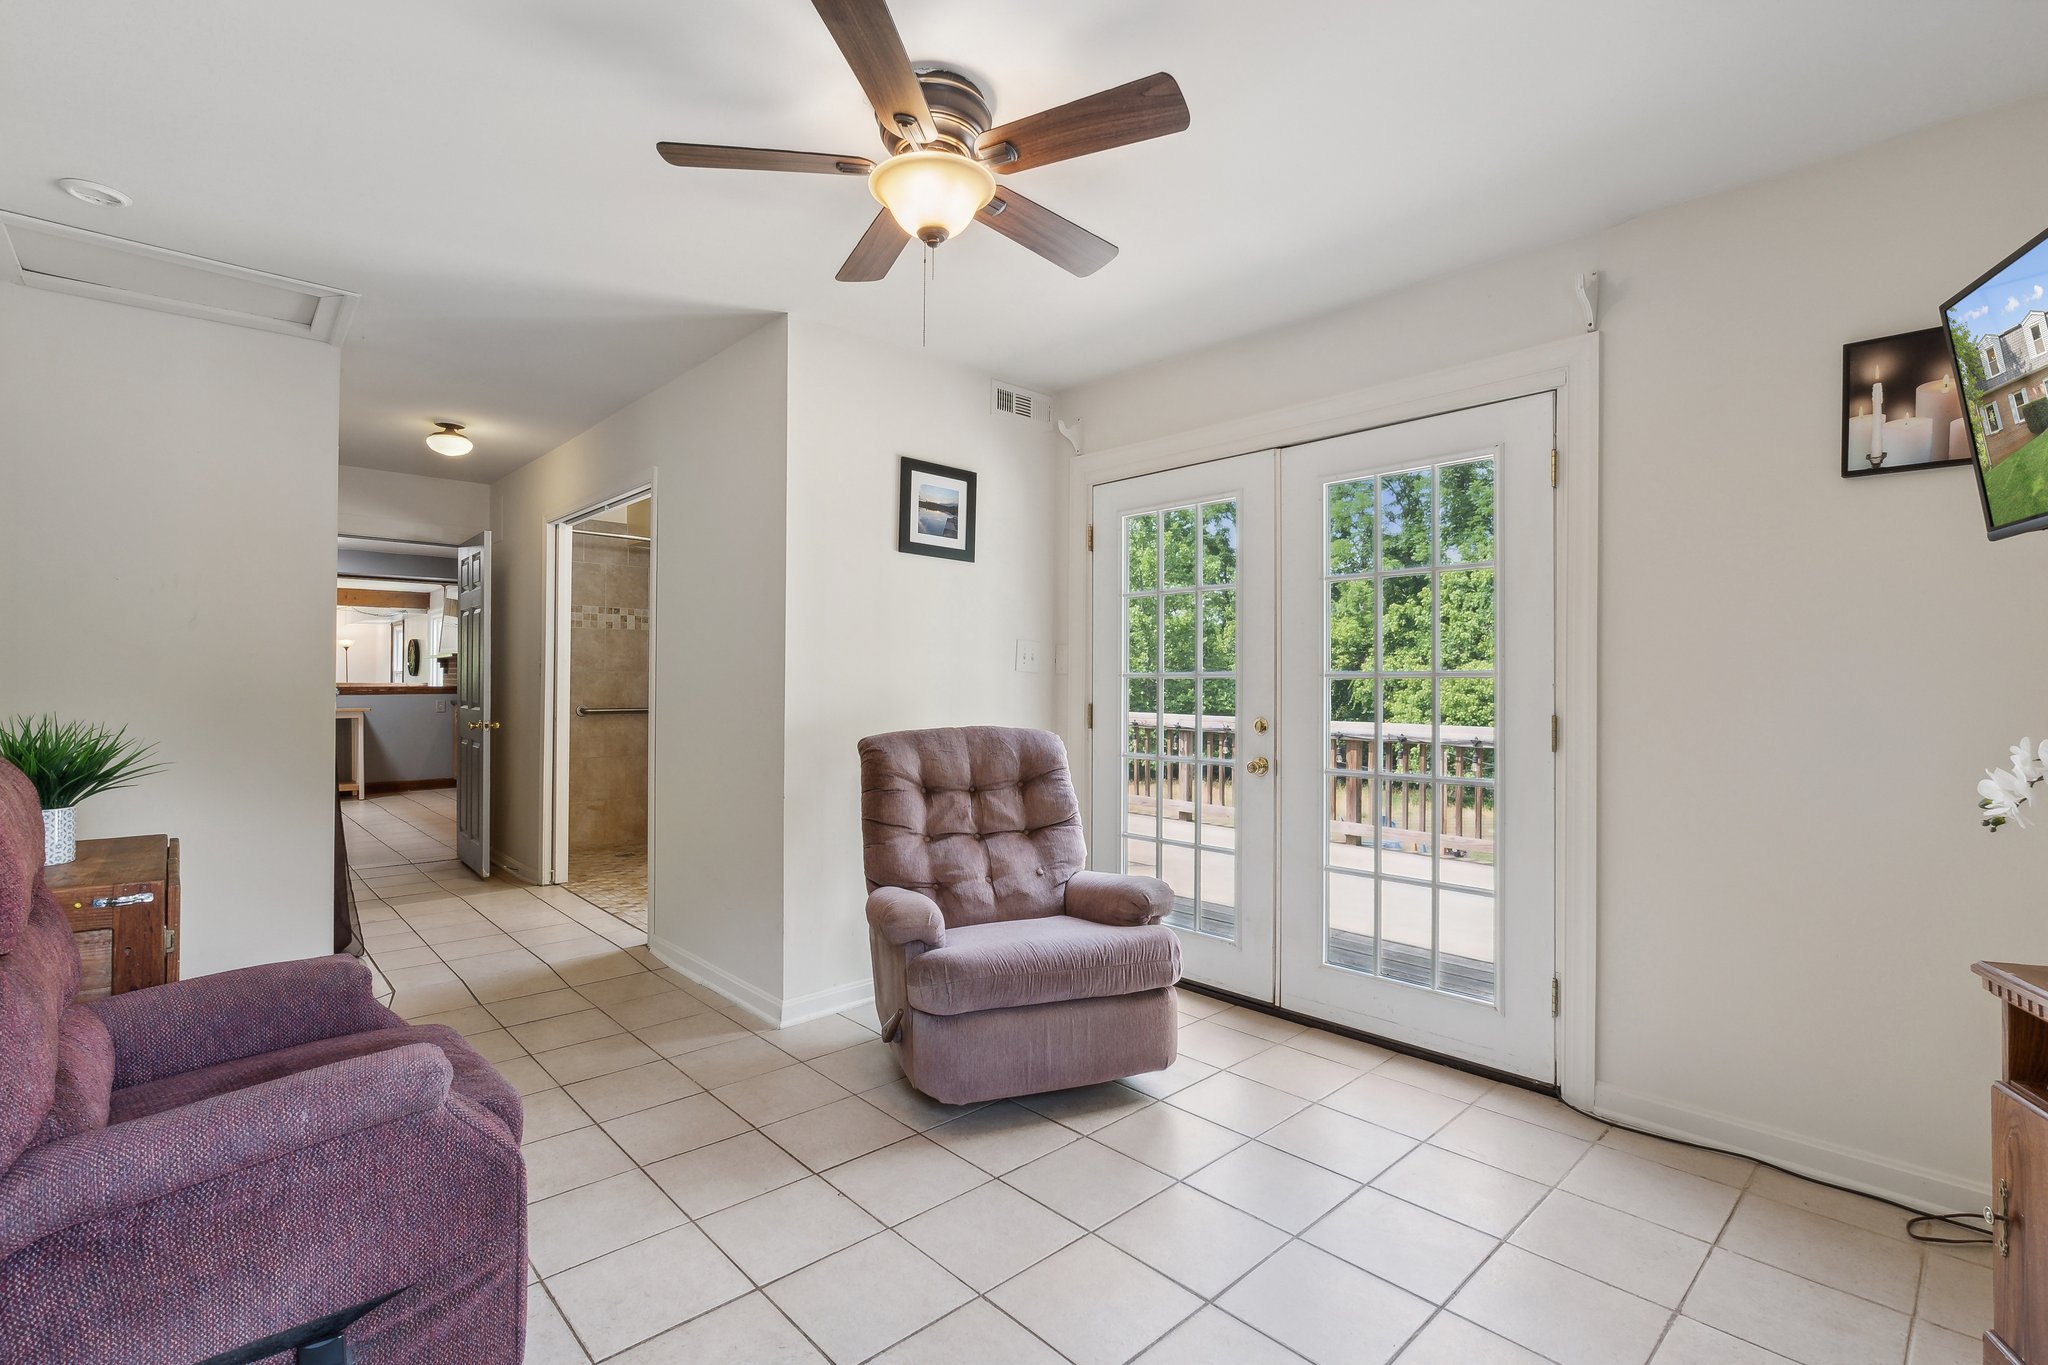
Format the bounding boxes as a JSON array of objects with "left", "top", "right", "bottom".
[{"left": 1015, "top": 639, "right": 1043, "bottom": 673}]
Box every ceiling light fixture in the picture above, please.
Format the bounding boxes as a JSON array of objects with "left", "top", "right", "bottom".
[
  {"left": 868, "top": 149, "right": 995, "bottom": 248},
  {"left": 425, "top": 421, "right": 473, "bottom": 457},
  {"left": 57, "top": 178, "right": 131, "bottom": 208}
]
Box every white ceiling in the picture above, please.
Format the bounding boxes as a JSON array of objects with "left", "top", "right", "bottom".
[{"left": 8, "top": 0, "right": 2048, "bottom": 483}]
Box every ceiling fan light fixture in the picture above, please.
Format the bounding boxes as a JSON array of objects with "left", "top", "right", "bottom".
[
  {"left": 425, "top": 421, "right": 473, "bottom": 457},
  {"left": 868, "top": 150, "right": 995, "bottom": 247}
]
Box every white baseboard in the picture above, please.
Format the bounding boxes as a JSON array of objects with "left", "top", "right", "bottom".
[
  {"left": 647, "top": 935, "right": 783, "bottom": 1027},
  {"left": 644, "top": 936, "right": 874, "bottom": 1029},
  {"left": 779, "top": 977, "right": 876, "bottom": 1029},
  {"left": 1592, "top": 1081, "right": 1983, "bottom": 1216}
]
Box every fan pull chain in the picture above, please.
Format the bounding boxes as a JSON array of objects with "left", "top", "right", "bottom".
[{"left": 920, "top": 244, "right": 933, "bottom": 348}]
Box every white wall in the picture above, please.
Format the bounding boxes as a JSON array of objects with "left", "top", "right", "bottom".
[
  {"left": 490, "top": 319, "right": 791, "bottom": 1004},
  {"left": 781, "top": 320, "right": 1064, "bottom": 1011},
  {"left": 338, "top": 464, "right": 490, "bottom": 544},
  {"left": 1058, "top": 95, "right": 2048, "bottom": 1211},
  {"left": 0, "top": 285, "right": 340, "bottom": 976}
]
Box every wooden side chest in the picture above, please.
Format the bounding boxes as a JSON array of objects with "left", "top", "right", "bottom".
[
  {"left": 1977, "top": 961, "right": 2048, "bottom": 1364},
  {"left": 47, "top": 835, "right": 180, "bottom": 999}
]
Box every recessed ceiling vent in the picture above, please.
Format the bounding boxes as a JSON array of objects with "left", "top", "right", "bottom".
[
  {"left": 993, "top": 380, "right": 1050, "bottom": 422},
  {"left": 0, "top": 211, "right": 358, "bottom": 346}
]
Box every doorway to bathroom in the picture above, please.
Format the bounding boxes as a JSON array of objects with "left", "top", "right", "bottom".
[{"left": 545, "top": 490, "right": 653, "bottom": 930}]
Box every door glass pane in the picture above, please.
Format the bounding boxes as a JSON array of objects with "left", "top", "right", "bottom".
[
  {"left": 1200, "top": 590, "right": 1236, "bottom": 671},
  {"left": 1202, "top": 503, "right": 1238, "bottom": 585},
  {"left": 1329, "top": 478, "right": 1375, "bottom": 574},
  {"left": 1163, "top": 508, "right": 1198, "bottom": 588},
  {"left": 1379, "top": 470, "right": 1433, "bottom": 570},
  {"left": 1328, "top": 581, "right": 1374, "bottom": 673},
  {"left": 1162, "top": 593, "right": 1197, "bottom": 672},
  {"left": 1127, "top": 513, "right": 1159, "bottom": 590},
  {"left": 1438, "top": 888, "right": 1496, "bottom": 1002},
  {"left": 1121, "top": 498, "right": 1241, "bottom": 944},
  {"left": 1320, "top": 457, "right": 1498, "bottom": 1003}
]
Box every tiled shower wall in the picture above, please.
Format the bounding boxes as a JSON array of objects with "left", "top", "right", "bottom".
[{"left": 568, "top": 526, "right": 649, "bottom": 857}]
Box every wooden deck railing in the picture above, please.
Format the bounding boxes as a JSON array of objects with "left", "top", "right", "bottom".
[{"left": 1125, "top": 713, "right": 1495, "bottom": 857}]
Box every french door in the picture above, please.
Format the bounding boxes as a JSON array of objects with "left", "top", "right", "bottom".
[
  {"left": 455, "top": 531, "right": 493, "bottom": 878},
  {"left": 1090, "top": 454, "right": 1277, "bottom": 1000},
  {"left": 1091, "top": 396, "right": 1558, "bottom": 1081}
]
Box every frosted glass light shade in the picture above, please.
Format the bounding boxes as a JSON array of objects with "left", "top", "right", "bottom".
[
  {"left": 868, "top": 150, "right": 996, "bottom": 246},
  {"left": 426, "top": 423, "right": 472, "bottom": 457}
]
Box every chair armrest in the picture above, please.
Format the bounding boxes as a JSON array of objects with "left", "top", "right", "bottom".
[
  {"left": 1064, "top": 870, "right": 1173, "bottom": 926},
  {"left": 0, "top": 1043, "right": 454, "bottom": 1262},
  {"left": 87, "top": 954, "right": 398, "bottom": 1088},
  {"left": 867, "top": 887, "right": 946, "bottom": 949}
]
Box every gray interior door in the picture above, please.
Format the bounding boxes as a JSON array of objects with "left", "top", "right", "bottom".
[{"left": 456, "top": 532, "right": 493, "bottom": 877}]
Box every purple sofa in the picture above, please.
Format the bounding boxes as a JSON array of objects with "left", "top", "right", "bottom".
[
  {"left": 860, "top": 726, "right": 1182, "bottom": 1104},
  {"left": 0, "top": 760, "right": 526, "bottom": 1364}
]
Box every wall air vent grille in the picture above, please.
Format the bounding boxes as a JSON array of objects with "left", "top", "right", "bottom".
[
  {"left": 992, "top": 380, "right": 1050, "bottom": 422},
  {"left": 0, "top": 211, "right": 358, "bottom": 346}
]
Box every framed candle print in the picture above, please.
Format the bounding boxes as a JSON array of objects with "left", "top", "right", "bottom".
[
  {"left": 1840, "top": 327, "right": 1968, "bottom": 480},
  {"left": 1943, "top": 223, "right": 2048, "bottom": 539},
  {"left": 897, "top": 456, "right": 978, "bottom": 562}
]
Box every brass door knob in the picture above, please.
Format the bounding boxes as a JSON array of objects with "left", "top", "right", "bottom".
[
  {"left": 467, "top": 721, "right": 484, "bottom": 730},
  {"left": 1246, "top": 756, "right": 1271, "bottom": 776},
  {"left": 485, "top": 720, "right": 502, "bottom": 730}
]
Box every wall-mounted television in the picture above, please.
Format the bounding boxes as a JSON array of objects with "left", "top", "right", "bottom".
[{"left": 1943, "top": 224, "right": 2048, "bottom": 539}]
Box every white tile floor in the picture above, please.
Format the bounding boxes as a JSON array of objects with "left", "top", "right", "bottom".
[{"left": 343, "top": 793, "right": 1993, "bottom": 1365}]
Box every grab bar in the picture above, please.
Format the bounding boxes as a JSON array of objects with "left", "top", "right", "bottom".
[{"left": 576, "top": 706, "right": 648, "bottom": 716}]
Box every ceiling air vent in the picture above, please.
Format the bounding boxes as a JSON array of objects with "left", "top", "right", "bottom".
[
  {"left": 0, "top": 211, "right": 359, "bottom": 346},
  {"left": 993, "top": 380, "right": 1050, "bottom": 423}
]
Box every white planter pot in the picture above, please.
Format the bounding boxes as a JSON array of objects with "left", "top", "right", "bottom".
[{"left": 42, "top": 806, "right": 76, "bottom": 866}]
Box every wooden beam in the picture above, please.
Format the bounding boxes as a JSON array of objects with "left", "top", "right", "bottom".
[{"left": 338, "top": 588, "right": 430, "bottom": 609}]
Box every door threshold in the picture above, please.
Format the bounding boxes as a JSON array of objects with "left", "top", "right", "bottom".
[{"left": 1177, "top": 979, "right": 1556, "bottom": 1098}]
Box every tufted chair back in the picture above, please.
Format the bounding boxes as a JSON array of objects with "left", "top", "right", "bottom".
[{"left": 859, "top": 727, "right": 1087, "bottom": 927}]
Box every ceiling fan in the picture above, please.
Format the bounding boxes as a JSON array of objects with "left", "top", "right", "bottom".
[{"left": 655, "top": 0, "right": 1190, "bottom": 282}]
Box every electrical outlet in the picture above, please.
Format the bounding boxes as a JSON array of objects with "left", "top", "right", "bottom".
[
  {"left": 435, "top": 699, "right": 446, "bottom": 713},
  {"left": 1015, "top": 639, "right": 1043, "bottom": 673}
]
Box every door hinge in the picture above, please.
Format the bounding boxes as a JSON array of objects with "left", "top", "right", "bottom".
[
  {"left": 1550, "top": 714, "right": 1559, "bottom": 751},
  {"left": 1087, "top": 524, "right": 1094, "bottom": 551},
  {"left": 163, "top": 926, "right": 176, "bottom": 956},
  {"left": 1086, "top": 703, "right": 1094, "bottom": 728},
  {"left": 1550, "top": 448, "right": 1559, "bottom": 488},
  {"left": 1551, "top": 976, "right": 1561, "bottom": 1017}
]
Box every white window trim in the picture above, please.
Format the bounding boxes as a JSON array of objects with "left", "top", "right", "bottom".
[
  {"left": 2014, "top": 391, "right": 2031, "bottom": 424},
  {"left": 1987, "top": 403, "right": 2005, "bottom": 434},
  {"left": 1986, "top": 341, "right": 2006, "bottom": 376},
  {"left": 1060, "top": 333, "right": 1601, "bottom": 1110}
]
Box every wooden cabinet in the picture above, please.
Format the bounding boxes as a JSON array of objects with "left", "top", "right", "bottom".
[
  {"left": 1977, "top": 961, "right": 2048, "bottom": 1364},
  {"left": 47, "top": 835, "right": 180, "bottom": 999}
]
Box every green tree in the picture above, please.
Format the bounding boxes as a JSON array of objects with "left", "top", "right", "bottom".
[{"left": 1952, "top": 320, "right": 1990, "bottom": 463}]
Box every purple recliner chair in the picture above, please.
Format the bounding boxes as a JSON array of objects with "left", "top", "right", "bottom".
[
  {"left": 0, "top": 761, "right": 526, "bottom": 1364},
  {"left": 860, "top": 726, "right": 1182, "bottom": 1104}
]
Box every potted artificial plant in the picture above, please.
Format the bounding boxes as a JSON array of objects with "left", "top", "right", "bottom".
[{"left": 0, "top": 716, "right": 167, "bottom": 866}]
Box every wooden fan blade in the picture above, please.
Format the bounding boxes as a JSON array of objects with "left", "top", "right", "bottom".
[
  {"left": 837, "top": 209, "right": 911, "bottom": 282},
  {"left": 976, "top": 190, "right": 1117, "bottom": 277},
  {"left": 810, "top": 0, "right": 937, "bottom": 144},
  {"left": 978, "top": 73, "right": 1190, "bottom": 173},
  {"left": 656, "top": 143, "right": 874, "bottom": 175}
]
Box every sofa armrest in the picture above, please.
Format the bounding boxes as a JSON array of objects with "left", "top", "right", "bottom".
[
  {"left": 86, "top": 954, "right": 399, "bottom": 1089},
  {"left": 867, "top": 887, "right": 947, "bottom": 949},
  {"left": 1064, "top": 870, "right": 1173, "bottom": 926},
  {"left": 0, "top": 1042, "right": 455, "bottom": 1262}
]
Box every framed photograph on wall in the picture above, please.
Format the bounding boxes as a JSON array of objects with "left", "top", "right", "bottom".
[
  {"left": 1942, "top": 223, "right": 2048, "bottom": 539},
  {"left": 897, "top": 456, "right": 977, "bottom": 562},
  {"left": 1840, "top": 327, "right": 1968, "bottom": 479}
]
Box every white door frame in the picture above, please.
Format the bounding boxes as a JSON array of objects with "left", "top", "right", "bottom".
[
  {"left": 1058, "top": 333, "right": 1600, "bottom": 1108},
  {"left": 541, "top": 482, "right": 658, "bottom": 899}
]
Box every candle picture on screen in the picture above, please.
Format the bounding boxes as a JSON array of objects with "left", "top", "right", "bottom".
[
  {"left": 1840, "top": 327, "right": 1966, "bottom": 480},
  {"left": 1943, "top": 224, "right": 2048, "bottom": 539}
]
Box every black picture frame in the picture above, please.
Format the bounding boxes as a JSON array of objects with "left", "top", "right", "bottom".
[
  {"left": 896, "top": 456, "right": 977, "bottom": 562},
  {"left": 1839, "top": 327, "right": 1969, "bottom": 480},
  {"left": 1942, "top": 222, "right": 2048, "bottom": 540}
]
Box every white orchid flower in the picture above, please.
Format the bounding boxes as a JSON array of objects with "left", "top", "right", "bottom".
[
  {"left": 1983, "top": 767, "right": 2032, "bottom": 828},
  {"left": 2013, "top": 739, "right": 2044, "bottom": 786}
]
